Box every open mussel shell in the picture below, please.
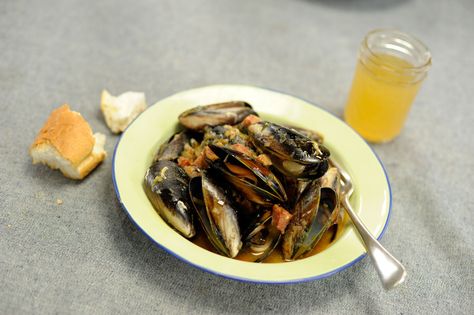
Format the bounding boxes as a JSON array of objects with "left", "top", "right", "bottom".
[
  {"left": 207, "top": 145, "right": 287, "bottom": 206},
  {"left": 247, "top": 121, "right": 330, "bottom": 178},
  {"left": 243, "top": 211, "right": 281, "bottom": 263},
  {"left": 282, "top": 179, "right": 321, "bottom": 260},
  {"left": 282, "top": 168, "right": 341, "bottom": 260},
  {"left": 319, "top": 167, "right": 341, "bottom": 224},
  {"left": 179, "top": 101, "right": 257, "bottom": 131},
  {"left": 282, "top": 177, "right": 312, "bottom": 209},
  {"left": 144, "top": 160, "right": 195, "bottom": 238},
  {"left": 189, "top": 172, "right": 242, "bottom": 258}
]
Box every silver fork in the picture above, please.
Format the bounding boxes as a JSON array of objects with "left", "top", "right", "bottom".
[{"left": 331, "top": 158, "right": 407, "bottom": 290}]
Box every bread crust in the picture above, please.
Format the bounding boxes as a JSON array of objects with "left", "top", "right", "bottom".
[
  {"left": 74, "top": 133, "right": 106, "bottom": 179},
  {"left": 30, "top": 104, "right": 95, "bottom": 166},
  {"left": 30, "top": 105, "right": 106, "bottom": 179}
]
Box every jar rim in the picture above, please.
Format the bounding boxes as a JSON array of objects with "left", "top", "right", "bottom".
[{"left": 362, "top": 29, "right": 432, "bottom": 74}]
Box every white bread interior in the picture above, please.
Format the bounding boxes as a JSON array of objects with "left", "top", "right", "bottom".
[
  {"left": 30, "top": 105, "right": 107, "bottom": 180},
  {"left": 100, "top": 89, "right": 147, "bottom": 133}
]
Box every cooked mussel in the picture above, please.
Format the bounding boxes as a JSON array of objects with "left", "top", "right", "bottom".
[
  {"left": 247, "top": 121, "right": 330, "bottom": 178},
  {"left": 179, "top": 101, "right": 257, "bottom": 131},
  {"left": 144, "top": 160, "right": 195, "bottom": 238},
  {"left": 286, "top": 125, "right": 324, "bottom": 144},
  {"left": 243, "top": 210, "right": 281, "bottom": 262},
  {"left": 282, "top": 167, "right": 341, "bottom": 260},
  {"left": 189, "top": 172, "right": 242, "bottom": 258},
  {"left": 153, "top": 131, "right": 191, "bottom": 162},
  {"left": 206, "top": 145, "right": 287, "bottom": 206},
  {"left": 281, "top": 177, "right": 312, "bottom": 209}
]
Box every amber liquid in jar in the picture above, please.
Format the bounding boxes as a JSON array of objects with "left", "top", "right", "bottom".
[
  {"left": 344, "top": 30, "right": 431, "bottom": 143},
  {"left": 345, "top": 54, "right": 422, "bottom": 142}
]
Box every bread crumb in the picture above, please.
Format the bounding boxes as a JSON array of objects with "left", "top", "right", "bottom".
[
  {"left": 7, "top": 224, "right": 11, "bottom": 228},
  {"left": 101, "top": 89, "right": 147, "bottom": 133},
  {"left": 56, "top": 199, "right": 63, "bottom": 205}
]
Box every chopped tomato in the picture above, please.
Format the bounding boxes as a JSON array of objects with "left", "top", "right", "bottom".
[
  {"left": 177, "top": 156, "right": 192, "bottom": 167},
  {"left": 192, "top": 150, "right": 208, "bottom": 169},
  {"left": 272, "top": 204, "right": 293, "bottom": 234},
  {"left": 241, "top": 114, "right": 262, "bottom": 128},
  {"left": 203, "top": 146, "right": 219, "bottom": 161}
]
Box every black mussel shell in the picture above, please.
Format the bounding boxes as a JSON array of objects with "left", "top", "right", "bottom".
[
  {"left": 207, "top": 145, "right": 287, "bottom": 205},
  {"left": 179, "top": 101, "right": 257, "bottom": 131},
  {"left": 189, "top": 172, "right": 242, "bottom": 258},
  {"left": 144, "top": 160, "right": 195, "bottom": 238}
]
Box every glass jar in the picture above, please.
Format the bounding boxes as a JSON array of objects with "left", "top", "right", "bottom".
[{"left": 344, "top": 29, "right": 432, "bottom": 143}]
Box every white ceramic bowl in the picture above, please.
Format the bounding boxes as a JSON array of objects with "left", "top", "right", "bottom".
[{"left": 112, "top": 85, "right": 391, "bottom": 283}]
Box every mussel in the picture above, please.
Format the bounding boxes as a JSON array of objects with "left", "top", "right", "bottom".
[
  {"left": 206, "top": 145, "right": 287, "bottom": 206},
  {"left": 282, "top": 167, "right": 341, "bottom": 260},
  {"left": 247, "top": 121, "right": 330, "bottom": 179},
  {"left": 153, "top": 131, "right": 191, "bottom": 162},
  {"left": 286, "top": 125, "right": 324, "bottom": 144},
  {"left": 179, "top": 101, "right": 257, "bottom": 131},
  {"left": 243, "top": 210, "right": 281, "bottom": 262},
  {"left": 144, "top": 160, "right": 195, "bottom": 238},
  {"left": 189, "top": 172, "right": 242, "bottom": 258},
  {"left": 281, "top": 177, "right": 312, "bottom": 209}
]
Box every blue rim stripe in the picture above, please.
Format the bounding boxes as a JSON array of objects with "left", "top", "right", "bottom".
[{"left": 111, "top": 84, "right": 392, "bottom": 284}]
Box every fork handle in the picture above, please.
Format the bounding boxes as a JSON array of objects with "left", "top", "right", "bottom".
[{"left": 342, "top": 197, "right": 407, "bottom": 290}]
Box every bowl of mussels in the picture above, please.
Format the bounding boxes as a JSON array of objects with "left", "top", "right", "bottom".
[{"left": 112, "top": 85, "right": 391, "bottom": 283}]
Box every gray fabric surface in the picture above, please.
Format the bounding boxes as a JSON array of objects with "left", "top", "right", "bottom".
[{"left": 1, "top": 0, "right": 473, "bottom": 314}]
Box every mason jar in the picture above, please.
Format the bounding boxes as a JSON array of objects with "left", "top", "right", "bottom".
[{"left": 344, "top": 29, "right": 432, "bottom": 143}]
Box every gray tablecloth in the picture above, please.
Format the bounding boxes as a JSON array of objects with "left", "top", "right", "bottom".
[{"left": 1, "top": 0, "right": 473, "bottom": 314}]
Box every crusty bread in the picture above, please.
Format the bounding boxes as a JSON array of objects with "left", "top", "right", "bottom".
[
  {"left": 30, "top": 104, "right": 107, "bottom": 180},
  {"left": 100, "top": 89, "right": 147, "bottom": 133}
]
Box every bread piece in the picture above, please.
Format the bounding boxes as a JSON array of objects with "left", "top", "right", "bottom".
[
  {"left": 30, "top": 104, "right": 107, "bottom": 180},
  {"left": 100, "top": 89, "right": 147, "bottom": 133}
]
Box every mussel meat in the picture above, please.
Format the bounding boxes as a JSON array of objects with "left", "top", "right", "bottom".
[
  {"left": 207, "top": 145, "right": 287, "bottom": 206},
  {"left": 144, "top": 160, "right": 195, "bottom": 238}
]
